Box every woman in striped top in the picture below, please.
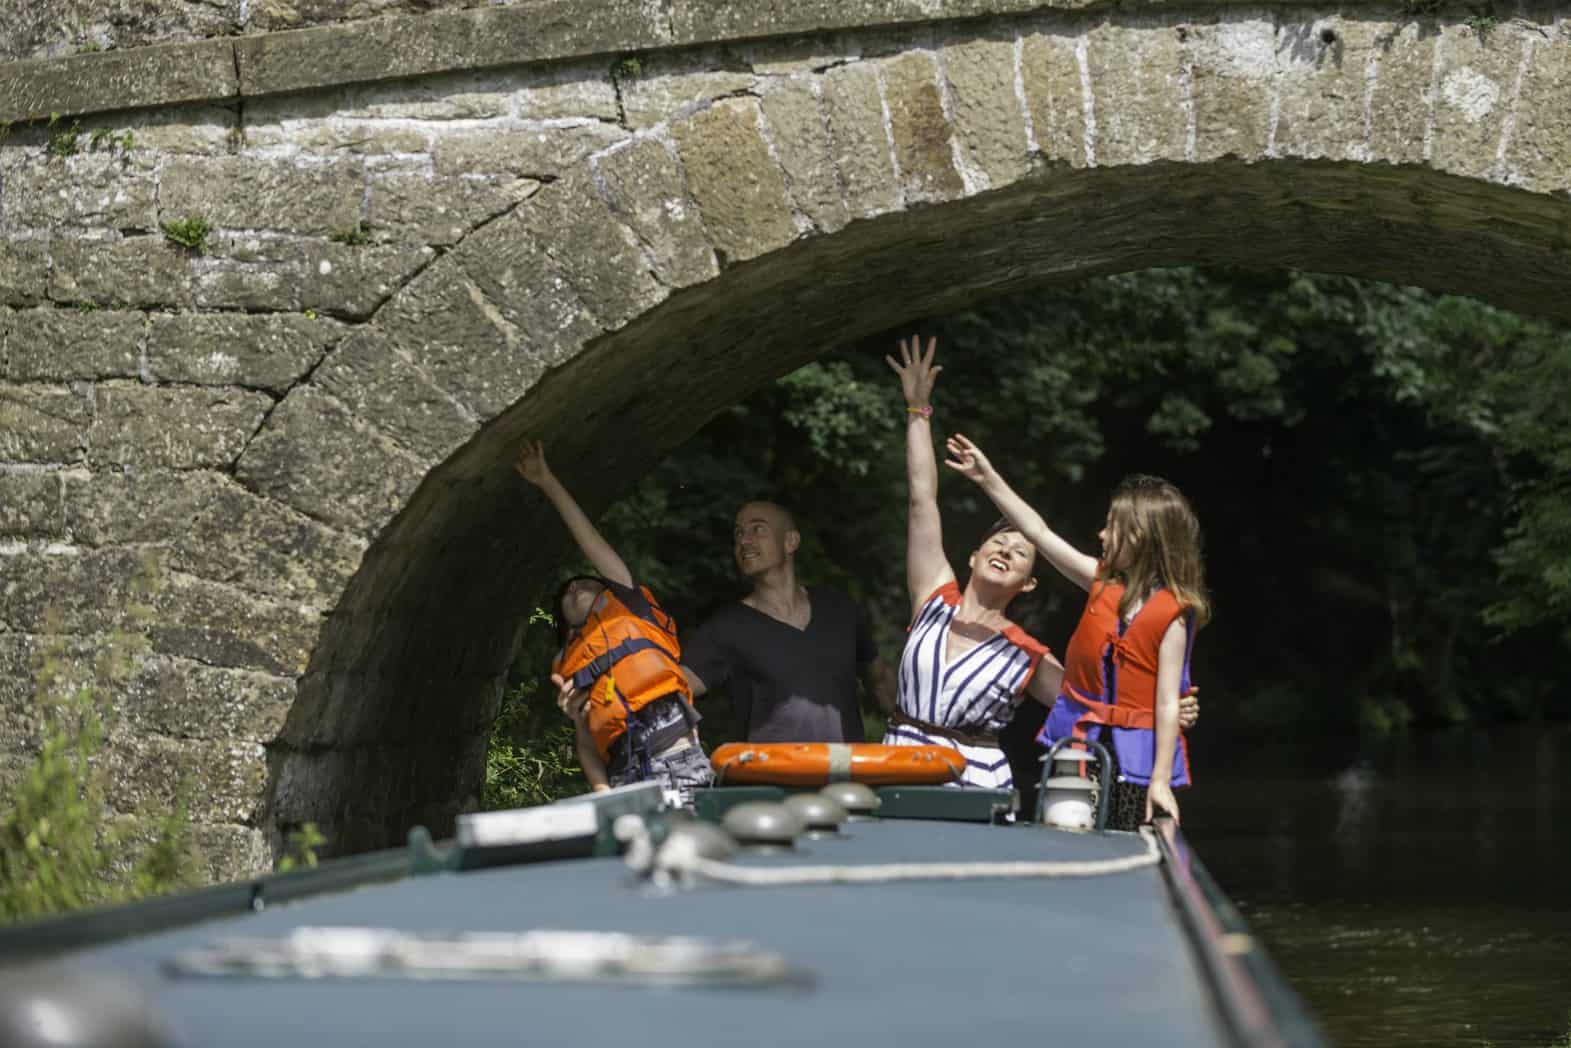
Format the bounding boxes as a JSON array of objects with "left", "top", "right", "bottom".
[{"left": 880, "top": 335, "right": 1066, "bottom": 789}]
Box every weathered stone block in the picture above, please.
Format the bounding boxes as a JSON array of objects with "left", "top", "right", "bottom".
[
  {"left": 673, "top": 96, "right": 797, "bottom": 263},
  {"left": 183, "top": 484, "right": 365, "bottom": 604},
  {"left": 432, "top": 124, "right": 626, "bottom": 177},
  {"left": 114, "top": 651, "right": 298, "bottom": 743},
  {"left": 375, "top": 259, "right": 549, "bottom": 419},
  {"left": 315, "top": 327, "right": 479, "bottom": 460},
  {"left": 1503, "top": 35, "right": 1571, "bottom": 194},
  {"left": 61, "top": 468, "right": 366, "bottom": 603},
  {"left": 63, "top": 467, "right": 211, "bottom": 546},
  {"left": 150, "top": 565, "right": 323, "bottom": 675},
  {"left": 745, "top": 33, "right": 863, "bottom": 76},
  {"left": 1187, "top": 17, "right": 1276, "bottom": 162},
  {"left": 49, "top": 236, "right": 195, "bottom": 310},
  {"left": 0, "top": 470, "right": 63, "bottom": 537},
  {"left": 251, "top": 121, "right": 432, "bottom": 157},
  {"left": 0, "top": 383, "right": 91, "bottom": 462},
  {"left": 510, "top": 171, "right": 667, "bottom": 328},
  {"left": 88, "top": 383, "right": 273, "bottom": 469},
  {"left": 4, "top": 307, "right": 144, "bottom": 381},
  {"left": 145, "top": 312, "right": 340, "bottom": 393},
  {"left": 114, "top": 104, "right": 237, "bottom": 155},
  {"left": 1083, "top": 21, "right": 1187, "bottom": 166},
  {"left": 1364, "top": 21, "right": 1438, "bottom": 166},
  {"left": 941, "top": 35, "right": 1028, "bottom": 188},
  {"left": 237, "top": 0, "right": 668, "bottom": 97},
  {"left": 335, "top": 59, "right": 617, "bottom": 123},
  {"left": 234, "top": 385, "right": 429, "bottom": 537},
  {"left": 160, "top": 157, "right": 365, "bottom": 237},
  {"left": 194, "top": 823, "right": 272, "bottom": 882},
  {"left": 446, "top": 226, "right": 601, "bottom": 399},
  {"left": 593, "top": 137, "right": 719, "bottom": 289},
  {"left": 618, "top": 52, "right": 758, "bottom": 129},
  {"left": 822, "top": 60, "right": 900, "bottom": 216},
  {"left": 1430, "top": 25, "right": 1528, "bottom": 181},
  {"left": 101, "top": 733, "right": 267, "bottom": 824},
  {"left": 757, "top": 76, "right": 848, "bottom": 234},
  {"left": 337, "top": 68, "right": 516, "bottom": 120},
  {"left": 0, "top": 547, "right": 112, "bottom": 634},
  {"left": 882, "top": 51, "right": 964, "bottom": 203},
  {"left": 368, "top": 172, "right": 538, "bottom": 246},
  {"left": 4, "top": 152, "right": 158, "bottom": 231},
  {"left": 1271, "top": 16, "right": 1379, "bottom": 162},
  {"left": 189, "top": 267, "right": 294, "bottom": 314},
  {"left": 197, "top": 236, "right": 433, "bottom": 318},
  {"left": 0, "top": 37, "right": 237, "bottom": 125},
  {"left": 1020, "top": 28, "right": 1086, "bottom": 168},
  {"left": 0, "top": 240, "right": 49, "bottom": 306},
  {"left": 515, "top": 60, "right": 621, "bottom": 121}
]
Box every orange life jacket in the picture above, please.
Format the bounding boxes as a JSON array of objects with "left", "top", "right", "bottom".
[{"left": 550, "top": 583, "right": 691, "bottom": 762}]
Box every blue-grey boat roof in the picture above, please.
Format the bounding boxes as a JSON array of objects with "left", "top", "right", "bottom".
[{"left": 61, "top": 819, "right": 1228, "bottom": 1048}]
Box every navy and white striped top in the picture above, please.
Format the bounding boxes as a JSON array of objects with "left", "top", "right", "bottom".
[{"left": 881, "top": 582, "right": 1049, "bottom": 789}]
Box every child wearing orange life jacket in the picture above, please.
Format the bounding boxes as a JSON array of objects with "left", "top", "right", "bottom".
[
  {"left": 943, "top": 434, "right": 1209, "bottom": 828},
  {"left": 514, "top": 442, "right": 711, "bottom": 804}
]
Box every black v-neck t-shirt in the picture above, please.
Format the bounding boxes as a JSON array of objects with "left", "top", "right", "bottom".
[{"left": 681, "top": 587, "right": 877, "bottom": 743}]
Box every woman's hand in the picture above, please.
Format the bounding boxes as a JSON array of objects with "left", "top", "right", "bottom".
[
  {"left": 1146, "top": 781, "right": 1180, "bottom": 825},
  {"left": 884, "top": 334, "right": 942, "bottom": 409},
  {"left": 943, "top": 432, "right": 996, "bottom": 486},
  {"left": 514, "top": 440, "right": 554, "bottom": 487},
  {"left": 1178, "top": 687, "right": 1200, "bottom": 730}
]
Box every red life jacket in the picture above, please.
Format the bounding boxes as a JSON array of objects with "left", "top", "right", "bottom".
[
  {"left": 1046, "top": 580, "right": 1194, "bottom": 787},
  {"left": 550, "top": 583, "right": 690, "bottom": 762},
  {"left": 1060, "top": 581, "right": 1191, "bottom": 727}
]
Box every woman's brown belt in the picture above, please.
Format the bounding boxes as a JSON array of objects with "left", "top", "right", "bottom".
[{"left": 886, "top": 708, "right": 1000, "bottom": 749}]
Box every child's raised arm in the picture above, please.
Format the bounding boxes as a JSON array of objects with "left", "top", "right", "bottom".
[
  {"left": 944, "top": 432, "right": 1098, "bottom": 592},
  {"left": 514, "top": 441, "right": 633, "bottom": 588}
]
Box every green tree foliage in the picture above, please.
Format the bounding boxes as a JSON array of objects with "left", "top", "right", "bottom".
[
  {"left": 1, "top": 558, "right": 203, "bottom": 922},
  {"left": 484, "top": 610, "right": 589, "bottom": 810}
]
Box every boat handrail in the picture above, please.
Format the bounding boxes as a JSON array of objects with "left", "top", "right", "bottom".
[{"left": 1154, "top": 817, "right": 1327, "bottom": 1048}]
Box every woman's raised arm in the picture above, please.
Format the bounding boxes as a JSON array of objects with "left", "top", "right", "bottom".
[
  {"left": 886, "top": 335, "right": 956, "bottom": 615},
  {"left": 944, "top": 432, "right": 1098, "bottom": 592}
]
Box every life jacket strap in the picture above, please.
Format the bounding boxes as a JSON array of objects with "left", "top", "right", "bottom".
[
  {"left": 569, "top": 636, "right": 672, "bottom": 692},
  {"left": 1062, "top": 687, "right": 1156, "bottom": 730}
]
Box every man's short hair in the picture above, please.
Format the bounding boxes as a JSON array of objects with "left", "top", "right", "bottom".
[{"left": 738, "top": 499, "right": 797, "bottom": 534}]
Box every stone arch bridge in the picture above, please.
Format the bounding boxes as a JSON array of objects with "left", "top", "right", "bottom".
[{"left": 1, "top": 0, "right": 1568, "bottom": 876}]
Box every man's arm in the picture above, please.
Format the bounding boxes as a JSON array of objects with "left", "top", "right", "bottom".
[
  {"left": 679, "top": 614, "right": 733, "bottom": 702},
  {"left": 514, "top": 441, "right": 633, "bottom": 587}
]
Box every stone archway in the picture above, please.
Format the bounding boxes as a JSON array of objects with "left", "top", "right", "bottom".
[{"left": 2, "top": 1, "right": 1569, "bottom": 872}]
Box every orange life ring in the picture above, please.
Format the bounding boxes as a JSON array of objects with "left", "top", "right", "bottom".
[{"left": 710, "top": 742, "right": 966, "bottom": 787}]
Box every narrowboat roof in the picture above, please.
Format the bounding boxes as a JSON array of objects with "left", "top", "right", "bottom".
[{"left": 0, "top": 784, "right": 1325, "bottom": 1048}]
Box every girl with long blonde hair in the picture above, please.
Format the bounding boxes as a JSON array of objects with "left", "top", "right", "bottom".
[{"left": 946, "top": 436, "right": 1209, "bottom": 827}]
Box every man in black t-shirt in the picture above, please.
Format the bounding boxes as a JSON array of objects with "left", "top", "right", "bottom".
[{"left": 680, "top": 501, "right": 895, "bottom": 743}]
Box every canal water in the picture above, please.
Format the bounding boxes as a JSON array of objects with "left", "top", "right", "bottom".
[{"left": 1184, "top": 722, "right": 1571, "bottom": 1047}]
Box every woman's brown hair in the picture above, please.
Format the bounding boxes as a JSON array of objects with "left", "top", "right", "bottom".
[{"left": 1096, "top": 474, "right": 1211, "bottom": 627}]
